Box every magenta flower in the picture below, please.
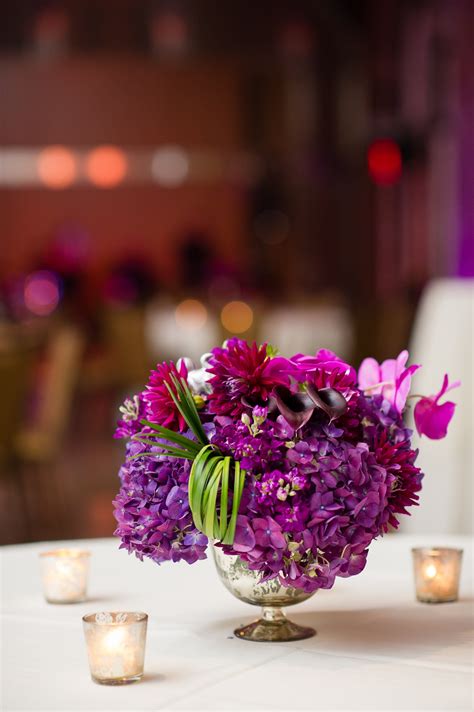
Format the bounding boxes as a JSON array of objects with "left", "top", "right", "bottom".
[
  {"left": 414, "top": 374, "right": 460, "bottom": 439},
  {"left": 144, "top": 359, "right": 188, "bottom": 431},
  {"left": 358, "top": 350, "right": 420, "bottom": 413},
  {"left": 207, "top": 339, "right": 290, "bottom": 416},
  {"left": 289, "top": 349, "right": 357, "bottom": 391}
]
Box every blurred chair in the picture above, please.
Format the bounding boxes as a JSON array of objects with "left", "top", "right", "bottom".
[
  {"left": 0, "top": 344, "right": 34, "bottom": 538},
  {"left": 260, "top": 300, "right": 353, "bottom": 359},
  {"left": 13, "top": 326, "right": 85, "bottom": 539},
  {"left": 401, "top": 278, "right": 473, "bottom": 535},
  {"left": 102, "top": 305, "right": 150, "bottom": 389},
  {"left": 16, "top": 326, "right": 85, "bottom": 463}
]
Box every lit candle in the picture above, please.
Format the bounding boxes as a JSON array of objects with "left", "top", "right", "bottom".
[
  {"left": 82, "top": 612, "right": 148, "bottom": 685},
  {"left": 412, "top": 547, "right": 463, "bottom": 603},
  {"left": 39, "top": 549, "right": 90, "bottom": 603}
]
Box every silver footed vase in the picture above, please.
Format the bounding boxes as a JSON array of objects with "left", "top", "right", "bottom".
[{"left": 212, "top": 546, "right": 316, "bottom": 642}]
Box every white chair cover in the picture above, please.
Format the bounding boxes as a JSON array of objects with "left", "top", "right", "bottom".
[{"left": 401, "top": 278, "right": 473, "bottom": 535}]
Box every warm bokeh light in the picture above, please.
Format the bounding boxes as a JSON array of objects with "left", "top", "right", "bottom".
[
  {"left": 37, "top": 146, "right": 77, "bottom": 188},
  {"left": 175, "top": 299, "right": 208, "bottom": 331},
  {"left": 23, "top": 270, "right": 62, "bottom": 316},
  {"left": 152, "top": 146, "right": 189, "bottom": 186},
  {"left": 86, "top": 146, "right": 127, "bottom": 188},
  {"left": 367, "top": 139, "right": 402, "bottom": 186},
  {"left": 221, "top": 300, "right": 253, "bottom": 334}
]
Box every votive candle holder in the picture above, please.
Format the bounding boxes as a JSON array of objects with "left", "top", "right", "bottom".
[
  {"left": 39, "top": 549, "right": 90, "bottom": 603},
  {"left": 412, "top": 547, "right": 463, "bottom": 603},
  {"left": 82, "top": 612, "right": 148, "bottom": 685}
]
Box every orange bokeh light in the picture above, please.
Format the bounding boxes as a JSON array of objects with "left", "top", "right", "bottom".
[
  {"left": 86, "top": 146, "right": 127, "bottom": 188},
  {"left": 37, "top": 146, "right": 77, "bottom": 189},
  {"left": 221, "top": 301, "right": 253, "bottom": 334},
  {"left": 175, "top": 299, "right": 208, "bottom": 331}
]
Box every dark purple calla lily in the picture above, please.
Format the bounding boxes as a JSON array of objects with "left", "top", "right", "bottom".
[
  {"left": 306, "top": 384, "right": 348, "bottom": 420},
  {"left": 273, "top": 383, "right": 348, "bottom": 429},
  {"left": 273, "top": 386, "right": 315, "bottom": 430}
]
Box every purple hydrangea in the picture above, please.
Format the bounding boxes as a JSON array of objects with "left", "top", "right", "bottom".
[
  {"left": 113, "top": 440, "right": 208, "bottom": 565},
  {"left": 211, "top": 401, "right": 421, "bottom": 592}
]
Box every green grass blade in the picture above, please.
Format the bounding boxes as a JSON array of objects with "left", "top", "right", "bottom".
[
  {"left": 139, "top": 420, "right": 201, "bottom": 452},
  {"left": 189, "top": 445, "right": 215, "bottom": 529},
  {"left": 203, "top": 466, "right": 221, "bottom": 538},
  {"left": 167, "top": 375, "right": 208, "bottom": 445},
  {"left": 133, "top": 438, "right": 198, "bottom": 459},
  {"left": 219, "top": 457, "right": 230, "bottom": 541},
  {"left": 222, "top": 462, "right": 246, "bottom": 545},
  {"left": 127, "top": 449, "right": 194, "bottom": 461}
]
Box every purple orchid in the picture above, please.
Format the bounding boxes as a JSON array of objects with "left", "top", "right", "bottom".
[
  {"left": 358, "top": 349, "right": 420, "bottom": 413},
  {"left": 414, "top": 374, "right": 460, "bottom": 439}
]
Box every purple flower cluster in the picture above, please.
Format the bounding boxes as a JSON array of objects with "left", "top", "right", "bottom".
[
  {"left": 113, "top": 440, "right": 207, "bottom": 565},
  {"left": 212, "top": 399, "right": 420, "bottom": 592},
  {"left": 113, "top": 339, "right": 456, "bottom": 591}
]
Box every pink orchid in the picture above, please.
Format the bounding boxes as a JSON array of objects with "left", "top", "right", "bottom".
[
  {"left": 414, "top": 374, "right": 460, "bottom": 439},
  {"left": 358, "top": 350, "right": 420, "bottom": 413}
]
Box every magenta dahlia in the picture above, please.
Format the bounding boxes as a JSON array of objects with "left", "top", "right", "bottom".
[
  {"left": 207, "top": 339, "right": 287, "bottom": 416},
  {"left": 144, "top": 359, "right": 188, "bottom": 431}
]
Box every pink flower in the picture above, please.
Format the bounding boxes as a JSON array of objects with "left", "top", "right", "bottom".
[
  {"left": 414, "top": 374, "right": 460, "bottom": 439},
  {"left": 358, "top": 350, "right": 420, "bottom": 413},
  {"left": 144, "top": 359, "right": 188, "bottom": 432}
]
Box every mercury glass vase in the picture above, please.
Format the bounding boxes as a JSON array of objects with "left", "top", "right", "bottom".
[{"left": 212, "top": 546, "right": 316, "bottom": 642}]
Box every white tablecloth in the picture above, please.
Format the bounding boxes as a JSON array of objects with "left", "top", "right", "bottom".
[{"left": 1, "top": 535, "right": 472, "bottom": 711}]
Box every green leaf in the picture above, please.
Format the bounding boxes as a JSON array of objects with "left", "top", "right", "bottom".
[
  {"left": 188, "top": 444, "right": 246, "bottom": 545},
  {"left": 203, "top": 461, "right": 222, "bottom": 537},
  {"left": 139, "top": 420, "right": 201, "bottom": 452},
  {"left": 189, "top": 445, "right": 215, "bottom": 530},
  {"left": 222, "top": 461, "right": 244, "bottom": 545},
  {"left": 127, "top": 448, "right": 194, "bottom": 461},
  {"left": 167, "top": 374, "right": 209, "bottom": 445},
  {"left": 219, "top": 457, "right": 230, "bottom": 541}
]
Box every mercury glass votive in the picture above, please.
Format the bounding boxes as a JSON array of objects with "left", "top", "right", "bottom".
[
  {"left": 39, "top": 549, "right": 90, "bottom": 603},
  {"left": 412, "top": 547, "right": 463, "bottom": 603},
  {"left": 82, "top": 612, "right": 148, "bottom": 685}
]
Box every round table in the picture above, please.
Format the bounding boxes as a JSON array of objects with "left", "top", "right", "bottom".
[{"left": 1, "top": 535, "right": 472, "bottom": 711}]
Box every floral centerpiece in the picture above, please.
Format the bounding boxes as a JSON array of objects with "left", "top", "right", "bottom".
[{"left": 113, "top": 340, "right": 459, "bottom": 640}]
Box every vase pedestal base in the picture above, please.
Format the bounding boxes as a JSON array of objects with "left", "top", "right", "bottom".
[{"left": 234, "top": 606, "right": 316, "bottom": 642}]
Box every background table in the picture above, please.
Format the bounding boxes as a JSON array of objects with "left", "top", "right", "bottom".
[{"left": 1, "top": 535, "right": 472, "bottom": 711}]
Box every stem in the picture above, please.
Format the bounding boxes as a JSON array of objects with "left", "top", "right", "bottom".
[
  {"left": 363, "top": 381, "right": 392, "bottom": 393},
  {"left": 261, "top": 606, "right": 285, "bottom": 624}
]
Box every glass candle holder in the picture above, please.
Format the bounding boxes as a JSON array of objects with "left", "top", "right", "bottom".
[
  {"left": 82, "top": 612, "right": 148, "bottom": 685},
  {"left": 412, "top": 547, "right": 463, "bottom": 603},
  {"left": 39, "top": 549, "right": 90, "bottom": 603}
]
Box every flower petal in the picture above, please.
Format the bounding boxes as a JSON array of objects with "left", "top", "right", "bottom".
[
  {"left": 414, "top": 398, "right": 456, "bottom": 439},
  {"left": 358, "top": 357, "right": 381, "bottom": 390}
]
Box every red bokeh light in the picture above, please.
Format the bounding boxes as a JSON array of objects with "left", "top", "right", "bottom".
[{"left": 367, "top": 139, "right": 402, "bottom": 186}]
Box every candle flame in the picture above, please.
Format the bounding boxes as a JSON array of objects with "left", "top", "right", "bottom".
[
  {"left": 104, "top": 627, "right": 127, "bottom": 651},
  {"left": 425, "top": 563, "right": 438, "bottom": 579}
]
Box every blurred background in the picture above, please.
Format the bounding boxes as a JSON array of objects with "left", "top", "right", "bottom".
[{"left": 0, "top": 0, "right": 472, "bottom": 545}]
